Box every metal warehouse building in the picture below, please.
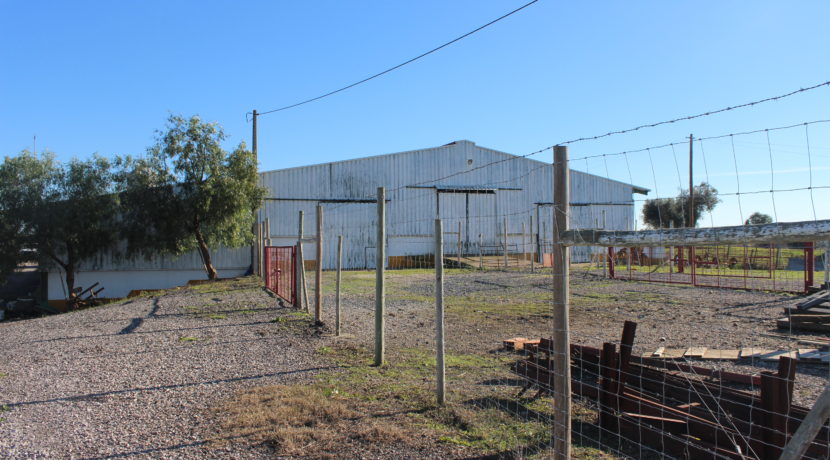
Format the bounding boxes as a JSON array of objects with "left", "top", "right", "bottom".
[
  {"left": 260, "top": 140, "right": 647, "bottom": 270},
  {"left": 46, "top": 140, "right": 646, "bottom": 301}
]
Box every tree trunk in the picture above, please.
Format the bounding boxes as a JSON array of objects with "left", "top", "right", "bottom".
[{"left": 194, "top": 225, "right": 218, "bottom": 280}]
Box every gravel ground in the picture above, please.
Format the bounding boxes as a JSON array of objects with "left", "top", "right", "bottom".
[
  {"left": 1, "top": 271, "right": 827, "bottom": 459},
  {"left": 317, "top": 269, "right": 830, "bottom": 407},
  {"left": 0, "top": 281, "right": 326, "bottom": 459}
]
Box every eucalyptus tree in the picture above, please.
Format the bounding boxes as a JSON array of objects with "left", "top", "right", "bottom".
[
  {"left": 120, "top": 115, "right": 265, "bottom": 280},
  {"left": 0, "top": 151, "right": 121, "bottom": 304}
]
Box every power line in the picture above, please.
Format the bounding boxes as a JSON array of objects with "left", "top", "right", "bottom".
[
  {"left": 253, "top": 0, "right": 539, "bottom": 117},
  {"left": 554, "top": 79, "right": 830, "bottom": 146}
]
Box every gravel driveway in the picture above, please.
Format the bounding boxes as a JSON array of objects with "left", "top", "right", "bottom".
[{"left": 0, "top": 281, "right": 325, "bottom": 459}]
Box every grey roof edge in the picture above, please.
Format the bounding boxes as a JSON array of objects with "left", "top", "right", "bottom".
[{"left": 259, "top": 139, "right": 649, "bottom": 194}]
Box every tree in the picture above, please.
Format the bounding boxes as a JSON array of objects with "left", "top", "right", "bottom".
[
  {"left": 0, "top": 151, "right": 121, "bottom": 305},
  {"left": 641, "top": 182, "right": 720, "bottom": 229},
  {"left": 120, "top": 115, "right": 265, "bottom": 280},
  {"left": 745, "top": 212, "right": 773, "bottom": 225}
]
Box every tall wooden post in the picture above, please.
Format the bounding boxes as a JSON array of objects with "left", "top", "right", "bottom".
[
  {"left": 503, "top": 217, "right": 508, "bottom": 269},
  {"left": 457, "top": 221, "right": 462, "bottom": 267},
  {"left": 374, "top": 187, "right": 386, "bottom": 366},
  {"left": 435, "top": 219, "right": 446, "bottom": 405},
  {"left": 315, "top": 205, "right": 323, "bottom": 325},
  {"left": 601, "top": 210, "right": 607, "bottom": 277},
  {"left": 251, "top": 109, "right": 258, "bottom": 275},
  {"left": 298, "top": 211, "right": 309, "bottom": 311},
  {"left": 824, "top": 240, "right": 829, "bottom": 289},
  {"left": 522, "top": 222, "right": 527, "bottom": 266},
  {"left": 336, "top": 235, "right": 343, "bottom": 336},
  {"left": 552, "top": 145, "right": 572, "bottom": 459},
  {"left": 478, "top": 233, "right": 483, "bottom": 270},
  {"left": 530, "top": 214, "right": 535, "bottom": 272},
  {"left": 260, "top": 221, "right": 266, "bottom": 281},
  {"left": 688, "top": 134, "right": 695, "bottom": 228}
]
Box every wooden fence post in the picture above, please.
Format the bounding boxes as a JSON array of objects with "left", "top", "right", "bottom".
[
  {"left": 478, "top": 233, "right": 483, "bottom": 270},
  {"left": 298, "top": 211, "right": 309, "bottom": 311},
  {"left": 457, "top": 220, "right": 462, "bottom": 267},
  {"left": 530, "top": 214, "right": 535, "bottom": 273},
  {"left": 503, "top": 217, "right": 508, "bottom": 269},
  {"left": 552, "top": 145, "right": 572, "bottom": 459},
  {"left": 315, "top": 205, "right": 323, "bottom": 325},
  {"left": 435, "top": 219, "right": 446, "bottom": 405},
  {"left": 780, "top": 383, "right": 830, "bottom": 460},
  {"left": 336, "top": 235, "right": 343, "bottom": 336},
  {"left": 374, "top": 187, "right": 386, "bottom": 366}
]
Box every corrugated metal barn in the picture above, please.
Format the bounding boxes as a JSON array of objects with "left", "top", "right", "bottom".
[
  {"left": 45, "top": 139, "right": 646, "bottom": 300},
  {"left": 260, "top": 140, "right": 647, "bottom": 270}
]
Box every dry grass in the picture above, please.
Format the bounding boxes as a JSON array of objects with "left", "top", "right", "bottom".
[{"left": 218, "top": 385, "right": 352, "bottom": 454}]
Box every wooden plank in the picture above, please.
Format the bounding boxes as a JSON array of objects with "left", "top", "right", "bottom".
[
  {"left": 660, "top": 348, "right": 688, "bottom": 359},
  {"left": 503, "top": 337, "right": 529, "bottom": 351},
  {"left": 761, "top": 350, "right": 798, "bottom": 362},
  {"left": 740, "top": 348, "right": 778, "bottom": 359},
  {"left": 778, "top": 318, "right": 830, "bottom": 332},
  {"left": 684, "top": 347, "right": 707, "bottom": 358},
  {"left": 796, "top": 289, "right": 829, "bottom": 310},
  {"left": 702, "top": 349, "right": 740, "bottom": 360},
  {"left": 561, "top": 218, "right": 830, "bottom": 247},
  {"left": 786, "top": 306, "right": 830, "bottom": 316},
  {"left": 797, "top": 348, "right": 828, "bottom": 363},
  {"left": 652, "top": 346, "right": 665, "bottom": 357}
]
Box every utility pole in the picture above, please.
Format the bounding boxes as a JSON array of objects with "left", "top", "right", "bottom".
[
  {"left": 688, "top": 134, "right": 694, "bottom": 228},
  {"left": 251, "top": 109, "right": 259, "bottom": 274}
]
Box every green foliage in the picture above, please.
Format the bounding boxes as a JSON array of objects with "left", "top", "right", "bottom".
[
  {"left": 0, "top": 151, "right": 120, "bottom": 296},
  {"left": 641, "top": 182, "right": 720, "bottom": 229},
  {"left": 745, "top": 212, "right": 773, "bottom": 225},
  {"left": 119, "top": 115, "right": 266, "bottom": 279}
]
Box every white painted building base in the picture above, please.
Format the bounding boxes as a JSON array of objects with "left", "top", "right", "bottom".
[{"left": 47, "top": 267, "right": 249, "bottom": 300}]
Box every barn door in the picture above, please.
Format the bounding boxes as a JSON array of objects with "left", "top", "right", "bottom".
[{"left": 438, "top": 192, "right": 497, "bottom": 258}]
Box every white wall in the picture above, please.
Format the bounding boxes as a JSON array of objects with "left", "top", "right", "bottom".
[{"left": 48, "top": 266, "right": 248, "bottom": 300}]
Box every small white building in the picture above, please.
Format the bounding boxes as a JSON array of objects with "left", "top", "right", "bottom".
[{"left": 46, "top": 140, "right": 647, "bottom": 301}]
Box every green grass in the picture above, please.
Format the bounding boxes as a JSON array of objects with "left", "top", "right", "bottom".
[
  {"left": 205, "top": 313, "right": 226, "bottom": 320},
  {"left": 178, "top": 336, "right": 200, "bottom": 343}
]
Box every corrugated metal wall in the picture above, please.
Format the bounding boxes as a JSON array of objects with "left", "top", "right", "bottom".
[
  {"left": 261, "top": 140, "right": 638, "bottom": 268},
  {"left": 62, "top": 140, "right": 638, "bottom": 274}
]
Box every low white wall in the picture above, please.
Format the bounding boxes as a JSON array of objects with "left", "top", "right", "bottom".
[{"left": 47, "top": 267, "right": 248, "bottom": 300}]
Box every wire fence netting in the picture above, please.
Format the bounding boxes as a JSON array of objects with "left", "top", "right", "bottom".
[{"left": 257, "top": 120, "right": 830, "bottom": 458}]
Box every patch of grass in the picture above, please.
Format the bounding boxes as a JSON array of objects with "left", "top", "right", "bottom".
[
  {"left": 0, "top": 372, "right": 6, "bottom": 378},
  {"left": 179, "top": 335, "right": 200, "bottom": 343},
  {"left": 205, "top": 313, "right": 226, "bottom": 320},
  {"left": 215, "top": 385, "right": 364, "bottom": 455},
  {"left": 270, "top": 317, "right": 287, "bottom": 323},
  {"left": 317, "top": 346, "right": 333, "bottom": 355}
]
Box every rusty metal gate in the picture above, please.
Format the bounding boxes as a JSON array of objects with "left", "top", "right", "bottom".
[
  {"left": 606, "top": 242, "right": 816, "bottom": 293},
  {"left": 264, "top": 246, "right": 296, "bottom": 304}
]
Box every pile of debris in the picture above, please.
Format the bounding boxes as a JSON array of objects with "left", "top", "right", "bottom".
[
  {"left": 511, "top": 321, "right": 830, "bottom": 459},
  {"left": 778, "top": 289, "right": 830, "bottom": 333}
]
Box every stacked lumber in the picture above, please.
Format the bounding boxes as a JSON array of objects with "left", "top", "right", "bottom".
[
  {"left": 778, "top": 289, "right": 830, "bottom": 332},
  {"left": 640, "top": 346, "right": 829, "bottom": 363},
  {"left": 511, "top": 321, "right": 830, "bottom": 460}
]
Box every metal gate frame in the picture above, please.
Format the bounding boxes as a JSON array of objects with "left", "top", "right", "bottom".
[
  {"left": 607, "top": 243, "right": 815, "bottom": 293},
  {"left": 264, "top": 246, "right": 296, "bottom": 304}
]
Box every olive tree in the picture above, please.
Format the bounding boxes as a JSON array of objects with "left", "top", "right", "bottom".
[
  {"left": 745, "top": 212, "right": 773, "bottom": 225},
  {"left": 0, "top": 151, "right": 121, "bottom": 304},
  {"left": 120, "top": 115, "right": 265, "bottom": 280},
  {"left": 641, "top": 182, "right": 720, "bottom": 229}
]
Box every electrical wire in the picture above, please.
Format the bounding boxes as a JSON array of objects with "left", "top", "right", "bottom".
[{"left": 252, "top": 0, "right": 539, "bottom": 117}]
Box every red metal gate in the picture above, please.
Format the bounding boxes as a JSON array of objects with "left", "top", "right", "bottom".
[
  {"left": 264, "top": 246, "right": 296, "bottom": 304},
  {"left": 606, "top": 243, "right": 816, "bottom": 293}
]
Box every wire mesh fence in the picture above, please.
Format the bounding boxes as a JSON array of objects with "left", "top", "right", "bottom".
[{"left": 253, "top": 119, "right": 830, "bottom": 458}]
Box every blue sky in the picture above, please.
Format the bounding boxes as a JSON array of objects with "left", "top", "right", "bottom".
[{"left": 2, "top": 1, "right": 829, "bottom": 226}]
